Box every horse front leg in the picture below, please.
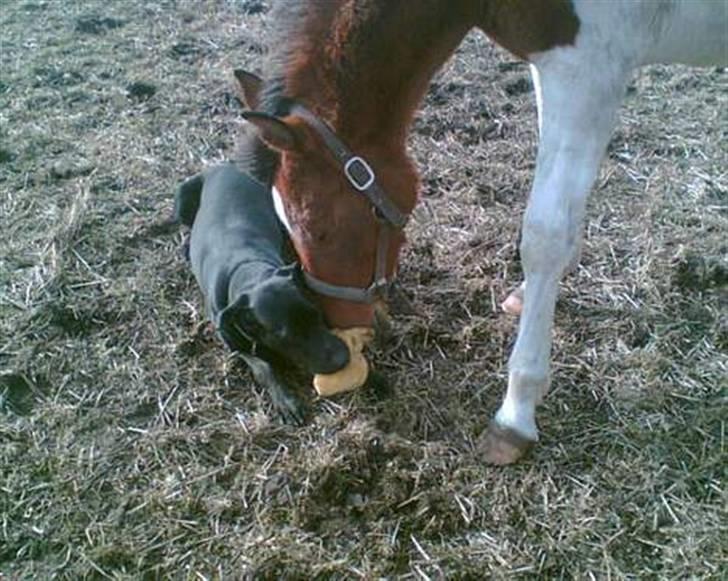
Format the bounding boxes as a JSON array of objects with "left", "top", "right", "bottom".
[{"left": 481, "top": 57, "right": 630, "bottom": 464}]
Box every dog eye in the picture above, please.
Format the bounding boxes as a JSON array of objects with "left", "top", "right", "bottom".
[{"left": 272, "top": 324, "right": 289, "bottom": 338}]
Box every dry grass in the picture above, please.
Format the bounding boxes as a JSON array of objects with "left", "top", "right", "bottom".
[{"left": 1, "top": 1, "right": 726, "bottom": 578}]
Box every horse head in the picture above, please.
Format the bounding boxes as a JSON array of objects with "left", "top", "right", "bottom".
[{"left": 235, "top": 70, "right": 418, "bottom": 329}]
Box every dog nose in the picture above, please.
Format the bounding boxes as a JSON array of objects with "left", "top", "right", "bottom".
[{"left": 316, "top": 335, "right": 350, "bottom": 374}]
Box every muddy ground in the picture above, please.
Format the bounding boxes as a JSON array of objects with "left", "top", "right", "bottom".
[{"left": 1, "top": 1, "right": 726, "bottom": 578}]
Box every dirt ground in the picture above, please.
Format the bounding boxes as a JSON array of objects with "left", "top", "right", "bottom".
[{"left": 1, "top": 1, "right": 726, "bottom": 578}]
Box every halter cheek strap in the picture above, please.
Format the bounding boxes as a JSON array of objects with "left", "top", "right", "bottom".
[
  {"left": 274, "top": 183, "right": 392, "bottom": 303},
  {"left": 276, "top": 103, "right": 409, "bottom": 305},
  {"left": 290, "top": 105, "right": 408, "bottom": 229}
]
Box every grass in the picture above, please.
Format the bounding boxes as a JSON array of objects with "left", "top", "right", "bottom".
[{"left": 1, "top": 0, "right": 726, "bottom": 578}]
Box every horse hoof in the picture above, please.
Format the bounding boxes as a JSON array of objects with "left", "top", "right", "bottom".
[
  {"left": 501, "top": 290, "right": 523, "bottom": 316},
  {"left": 479, "top": 422, "right": 535, "bottom": 465}
]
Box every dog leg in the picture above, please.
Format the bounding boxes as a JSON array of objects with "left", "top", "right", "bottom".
[{"left": 239, "top": 352, "right": 306, "bottom": 425}]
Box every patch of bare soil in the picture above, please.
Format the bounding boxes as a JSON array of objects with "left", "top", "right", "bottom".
[{"left": 1, "top": 1, "right": 725, "bottom": 578}]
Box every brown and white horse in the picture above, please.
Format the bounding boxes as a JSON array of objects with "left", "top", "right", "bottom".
[{"left": 238, "top": 0, "right": 727, "bottom": 463}]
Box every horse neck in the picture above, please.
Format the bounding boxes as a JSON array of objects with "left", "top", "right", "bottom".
[{"left": 282, "top": 1, "right": 475, "bottom": 150}]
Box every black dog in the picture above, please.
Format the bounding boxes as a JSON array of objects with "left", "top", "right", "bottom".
[{"left": 175, "top": 163, "right": 350, "bottom": 424}]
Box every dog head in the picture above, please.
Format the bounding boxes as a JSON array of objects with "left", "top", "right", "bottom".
[{"left": 219, "top": 266, "right": 350, "bottom": 374}]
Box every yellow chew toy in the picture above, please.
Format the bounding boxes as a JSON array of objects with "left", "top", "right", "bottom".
[{"left": 313, "top": 327, "right": 374, "bottom": 396}]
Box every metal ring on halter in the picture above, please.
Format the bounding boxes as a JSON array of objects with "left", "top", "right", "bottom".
[
  {"left": 290, "top": 104, "right": 409, "bottom": 230},
  {"left": 344, "top": 156, "right": 376, "bottom": 191}
]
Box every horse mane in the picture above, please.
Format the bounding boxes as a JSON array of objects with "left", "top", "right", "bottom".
[
  {"left": 258, "top": 0, "right": 474, "bottom": 143},
  {"left": 259, "top": 0, "right": 390, "bottom": 118},
  {"left": 233, "top": 0, "right": 466, "bottom": 179},
  {"left": 232, "top": 124, "right": 279, "bottom": 187},
  {"left": 232, "top": 1, "right": 333, "bottom": 184},
  {"left": 232, "top": 0, "right": 344, "bottom": 185}
]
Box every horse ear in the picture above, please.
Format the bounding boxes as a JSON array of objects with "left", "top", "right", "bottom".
[
  {"left": 233, "top": 69, "right": 263, "bottom": 109},
  {"left": 241, "top": 111, "right": 299, "bottom": 151}
]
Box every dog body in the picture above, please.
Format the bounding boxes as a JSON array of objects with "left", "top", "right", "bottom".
[{"left": 175, "top": 164, "right": 349, "bottom": 423}]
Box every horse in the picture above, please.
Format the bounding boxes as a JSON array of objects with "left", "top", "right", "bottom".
[{"left": 236, "top": 0, "right": 727, "bottom": 464}]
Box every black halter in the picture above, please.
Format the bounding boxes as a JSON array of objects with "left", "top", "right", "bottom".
[{"left": 285, "top": 103, "right": 409, "bottom": 304}]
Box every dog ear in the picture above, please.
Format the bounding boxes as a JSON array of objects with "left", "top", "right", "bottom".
[
  {"left": 241, "top": 111, "right": 302, "bottom": 152},
  {"left": 233, "top": 69, "right": 263, "bottom": 109},
  {"left": 216, "top": 295, "right": 263, "bottom": 352},
  {"left": 174, "top": 173, "right": 204, "bottom": 227}
]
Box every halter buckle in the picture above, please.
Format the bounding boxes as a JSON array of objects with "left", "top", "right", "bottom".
[
  {"left": 344, "top": 156, "right": 375, "bottom": 191},
  {"left": 368, "top": 276, "right": 392, "bottom": 300}
]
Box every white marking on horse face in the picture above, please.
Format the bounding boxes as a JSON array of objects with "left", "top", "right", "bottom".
[{"left": 272, "top": 185, "right": 293, "bottom": 235}]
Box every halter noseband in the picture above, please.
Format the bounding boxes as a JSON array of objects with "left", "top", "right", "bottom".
[{"left": 285, "top": 103, "right": 409, "bottom": 304}]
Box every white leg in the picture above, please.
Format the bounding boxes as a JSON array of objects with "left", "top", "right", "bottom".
[
  {"left": 501, "top": 241, "right": 583, "bottom": 316},
  {"left": 501, "top": 64, "right": 543, "bottom": 318},
  {"left": 500, "top": 63, "right": 583, "bottom": 318},
  {"left": 482, "top": 51, "right": 630, "bottom": 464}
]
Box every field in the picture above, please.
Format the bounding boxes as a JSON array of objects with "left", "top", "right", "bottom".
[{"left": 1, "top": 1, "right": 726, "bottom": 578}]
